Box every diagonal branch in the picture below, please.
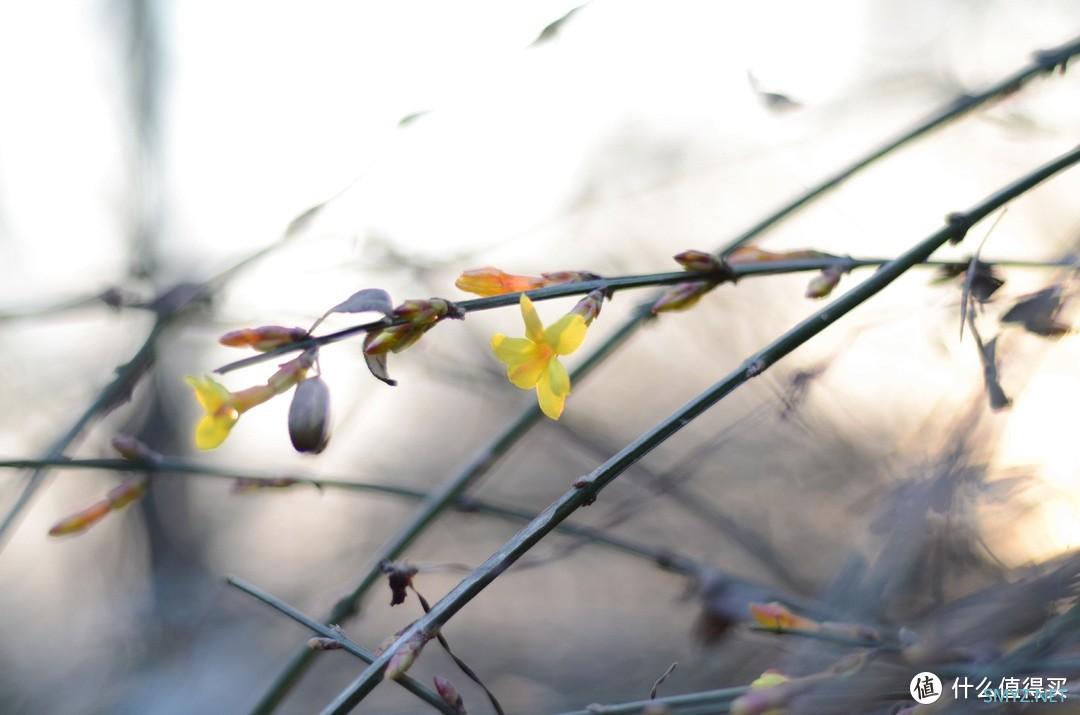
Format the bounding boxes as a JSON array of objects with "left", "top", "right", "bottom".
[
  {"left": 318, "top": 144, "right": 1080, "bottom": 713},
  {"left": 245, "top": 35, "right": 1080, "bottom": 711},
  {"left": 226, "top": 576, "right": 458, "bottom": 715}
]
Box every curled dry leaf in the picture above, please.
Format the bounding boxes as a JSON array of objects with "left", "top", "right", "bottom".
[
  {"left": 364, "top": 351, "right": 397, "bottom": 386},
  {"left": 530, "top": 4, "right": 585, "bottom": 46},
  {"left": 328, "top": 288, "right": 395, "bottom": 318},
  {"left": 1002, "top": 285, "right": 1071, "bottom": 337},
  {"left": 380, "top": 560, "right": 419, "bottom": 606}
]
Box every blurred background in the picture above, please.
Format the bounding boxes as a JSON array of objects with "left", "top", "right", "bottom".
[{"left": 1, "top": 1, "right": 1080, "bottom": 713}]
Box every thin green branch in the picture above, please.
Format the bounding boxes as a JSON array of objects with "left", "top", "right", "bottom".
[
  {"left": 213, "top": 256, "right": 1070, "bottom": 376},
  {"left": 247, "top": 36, "right": 1080, "bottom": 710},
  {"left": 555, "top": 656, "right": 1080, "bottom": 715},
  {"left": 747, "top": 625, "right": 898, "bottom": 650},
  {"left": 319, "top": 145, "right": 1080, "bottom": 713},
  {"left": 225, "top": 576, "right": 457, "bottom": 715},
  {"left": 0, "top": 455, "right": 701, "bottom": 577},
  {"left": 555, "top": 685, "right": 749, "bottom": 715}
]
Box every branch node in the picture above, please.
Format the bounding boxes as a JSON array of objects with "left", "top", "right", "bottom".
[
  {"left": 744, "top": 357, "right": 767, "bottom": 378},
  {"left": 945, "top": 211, "right": 974, "bottom": 244}
]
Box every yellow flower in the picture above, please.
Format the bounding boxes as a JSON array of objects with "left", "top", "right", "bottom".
[
  {"left": 185, "top": 375, "right": 243, "bottom": 450},
  {"left": 491, "top": 295, "right": 588, "bottom": 420},
  {"left": 185, "top": 352, "right": 312, "bottom": 450}
]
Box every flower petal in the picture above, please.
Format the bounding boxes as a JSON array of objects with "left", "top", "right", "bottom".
[
  {"left": 519, "top": 295, "right": 544, "bottom": 342},
  {"left": 185, "top": 375, "right": 231, "bottom": 414},
  {"left": 195, "top": 413, "right": 238, "bottom": 450},
  {"left": 507, "top": 356, "right": 549, "bottom": 389},
  {"left": 536, "top": 362, "right": 569, "bottom": 420},
  {"left": 543, "top": 314, "right": 587, "bottom": 355},
  {"left": 491, "top": 335, "right": 540, "bottom": 368}
]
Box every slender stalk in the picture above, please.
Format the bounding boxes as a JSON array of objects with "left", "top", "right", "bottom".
[
  {"left": 747, "top": 625, "right": 898, "bottom": 650},
  {"left": 213, "top": 256, "right": 1070, "bottom": 376},
  {"left": 247, "top": 35, "right": 1080, "bottom": 710},
  {"left": 555, "top": 685, "right": 748, "bottom": 715},
  {"left": 226, "top": 577, "right": 457, "bottom": 715},
  {"left": 320, "top": 145, "right": 1080, "bottom": 713},
  {"left": 0, "top": 455, "right": 700, "bottom": 576}
]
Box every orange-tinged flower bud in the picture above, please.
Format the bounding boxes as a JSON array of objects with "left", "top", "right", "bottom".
[
  {"left": 49, "top": 500, "right": 112, "bottom": 536},
  {"left": 455, "top": 267, "right": 548, "bottom": 296},
  {"left": 651, "top": 281, "right": 716, "bottom": 314},
  {"left": 307, "top": 637, "right": 344, "bottom": 651},
  {"left": 674, "top": 250, "right": 724, "bottom": 272},
  {"left": 571, "top": 289, "right": 605, "bottom": 325},
  {"left": 106, "top": 479, "right": 147, "bottom": 510},
  {"left": 433, "top": 676, "right": 466, "bottom": 714},
  {"left": 111, "top": 434, "right": 162, "bottom": 464},
  {"left": 749, "top": 602, "right": 820, "bottom": 631},
  {"left": 219, "top": 325, "right": 309, "bottom": 352},
  {"left": 394, "top": 298, "right": 451, "bottom": 325},
  {"left": 386, "top": 632, "right": 430, "bottom": 680},
  {"left": 364, "top": 323, "right": 426, "bottom": 355},
  {"left": 805, "top": 266, "right": 845, "bottom": 299}
]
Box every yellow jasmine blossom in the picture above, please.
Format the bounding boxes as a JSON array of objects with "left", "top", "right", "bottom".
[
  {"left": 185, "top": 375, "right": 244, "bottom": 450},
  {"left": 185, "top": 352, "right": 312, "bottom": 450},
  {"left": 491, "top": 294, "right": 588, "bottom": 420}
]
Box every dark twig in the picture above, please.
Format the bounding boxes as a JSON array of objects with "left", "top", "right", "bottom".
[
  {"left": 649, "top": 662, "right": 679, "bottom": 700},
  {"left": 413, "top": 590, "right": 506, "bottom": 715},
  {"left": 318, "top": 145, "right": 1080, "bottom": 713},
  {"left": 225, "top": 576, "right": 457, "bottom": 714}
]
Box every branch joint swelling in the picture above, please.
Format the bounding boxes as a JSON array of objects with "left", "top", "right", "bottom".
[{"left": 946, "top": 211, "right": 975, "bottom": 245}]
